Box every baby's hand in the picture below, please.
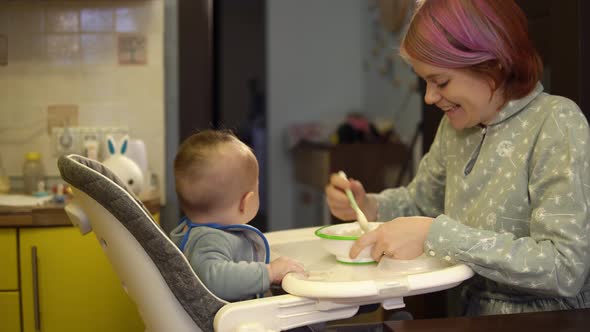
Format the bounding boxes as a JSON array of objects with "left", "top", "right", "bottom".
[{"left": 267, "top": 256, "right": 306, "bottom": 284}]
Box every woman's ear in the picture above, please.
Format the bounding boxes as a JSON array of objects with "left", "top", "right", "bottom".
[{"left": 238, "top": 191, "right": 255, "bottom": 214}]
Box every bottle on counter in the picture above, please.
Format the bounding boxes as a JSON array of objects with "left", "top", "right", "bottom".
[{"left": 22, "top": 152, "right": 45, "bottom": 195}]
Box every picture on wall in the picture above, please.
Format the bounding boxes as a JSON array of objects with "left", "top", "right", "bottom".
[{"left": 118, "top": 33, "right": 147, "bottom": 65}]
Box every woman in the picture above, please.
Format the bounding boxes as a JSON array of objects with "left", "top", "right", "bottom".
[{"left": 326, "top": 0, "right": 590, "bottom": 315}]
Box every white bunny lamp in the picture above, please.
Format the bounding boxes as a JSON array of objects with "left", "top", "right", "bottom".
[{"left": 102, "top": 134, "right": 144, "bottom": 195}]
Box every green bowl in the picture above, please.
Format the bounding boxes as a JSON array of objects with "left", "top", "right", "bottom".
[{"left": 315, "top": 222, "right": 380, "bottom": 264}]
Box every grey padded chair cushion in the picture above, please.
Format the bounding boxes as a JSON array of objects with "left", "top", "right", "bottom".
[{"left": 58, "top": 154, "right": 225, "bottom": 332}]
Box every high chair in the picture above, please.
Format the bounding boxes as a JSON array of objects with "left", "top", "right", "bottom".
[{"left": 58, "top": 154, "right": 473, "bottom": 332}]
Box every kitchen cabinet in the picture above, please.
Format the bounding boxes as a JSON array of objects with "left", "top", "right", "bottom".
[
  {"left": 0, "top": 194, "right": 160, "bottom": 332},
  {"left": 293, "top": 142, "right": 411, "bottom": 194},
  {"left": 0, "top": 228, "right": 18, "bottom": 289},
  {"left": 0, "top": 292, "right": 20, "bottom": 332},
  {"left": 19, "top": 227, "right": 144, "bottom": 332},
  {"left": 0, "top": 225, "right": 145, "bottom": 332},
  {"left": 0, "top": 229, "right": 20, "bottom": 332},
  {"left": 293, "top": 142, "right": 411, "bottom": 226}
]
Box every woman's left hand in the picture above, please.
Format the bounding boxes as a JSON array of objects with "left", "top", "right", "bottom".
[{"left": 350, "top": 216, "right": 434, "bottom": 261}]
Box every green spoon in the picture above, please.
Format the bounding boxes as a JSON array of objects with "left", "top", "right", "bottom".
[{"left": 338, "top": 171, "right": 371, "bottom": 233}]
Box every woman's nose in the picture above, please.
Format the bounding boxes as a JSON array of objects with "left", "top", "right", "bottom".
[{"left": 424, "top": 84, "right": 441, "bottom": 105}]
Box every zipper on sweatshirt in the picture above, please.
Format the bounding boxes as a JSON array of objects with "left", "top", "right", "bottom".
[{"left": 464, "top": 126, "right": 487, "bottom": 176}]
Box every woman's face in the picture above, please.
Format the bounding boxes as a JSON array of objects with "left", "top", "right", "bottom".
[{"left": 409, "top": 57, "right": 505, "bottom": 130}]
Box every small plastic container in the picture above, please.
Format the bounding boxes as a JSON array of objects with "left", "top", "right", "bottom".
[{"left": 22, "top": 152, "right": 45, "bottom": 195}]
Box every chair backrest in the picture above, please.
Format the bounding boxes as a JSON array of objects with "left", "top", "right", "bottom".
[{"left": 58, "top": 154, "right": 226, "bottom": 332}]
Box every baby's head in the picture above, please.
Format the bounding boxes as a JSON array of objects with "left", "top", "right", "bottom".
[{"left": 174, "top": 129, "right": 259, "bottom": 225}]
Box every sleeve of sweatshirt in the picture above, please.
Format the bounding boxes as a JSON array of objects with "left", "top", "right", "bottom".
[{"left": 185, "top": 232, "right": 270, "bottom": 301}]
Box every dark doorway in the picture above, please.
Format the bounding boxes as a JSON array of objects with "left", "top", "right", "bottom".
[
  {"left": 516, "top": 0, "right": 590, "bottom": 117},
  {"left": 178, "top": 0, "right": 214, "bottom": 140},
  {"left": 178, "top": 0, "right": 268, "bottom": 231},
  {"left": 217, "top": 0, "right": 267, "bottom": 232}
]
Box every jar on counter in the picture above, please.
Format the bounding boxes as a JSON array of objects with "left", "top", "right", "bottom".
[{"left": 22, "top": 152, "right": 45, "bottom": 195}]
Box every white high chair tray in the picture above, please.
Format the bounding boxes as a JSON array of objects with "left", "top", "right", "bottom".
[{"left": 267, "top": 226, "right": 474, "bottom": 307}]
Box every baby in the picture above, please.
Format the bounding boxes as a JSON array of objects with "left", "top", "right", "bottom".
[{"left": 170, "top": 129, "right": 305, "bottom": 301}]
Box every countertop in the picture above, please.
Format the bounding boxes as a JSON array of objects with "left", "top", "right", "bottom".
[
  {"left": 0, "top": 191, "right": 160, "bottom": 227},
  {"left": 383, "top": 308, "right": 590, "bottom": 331}
]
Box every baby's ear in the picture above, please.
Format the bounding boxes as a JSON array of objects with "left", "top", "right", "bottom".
[{"left": 239, "top": 191, "right": 255, "bottom": 213}]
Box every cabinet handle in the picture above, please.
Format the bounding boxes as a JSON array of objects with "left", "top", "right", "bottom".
[{"left": 32, "top": 246, "right": 41, "bottom": 331}]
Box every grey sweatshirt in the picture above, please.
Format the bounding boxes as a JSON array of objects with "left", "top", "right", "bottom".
[
  {"left": 170, "top": 222, "right": 270, "bottom": 302},
  {"left": 370, "top": 83, "right": 590, "bottom": 314}
]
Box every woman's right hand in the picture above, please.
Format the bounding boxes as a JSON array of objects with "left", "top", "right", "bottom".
[{"left": 325, "top": 173, "right": 377, "bottom": 221}]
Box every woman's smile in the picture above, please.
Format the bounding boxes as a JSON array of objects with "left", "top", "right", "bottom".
[
  {"left": 410, "top": 58, "right": 504, "bottom": 129},
  {"left": 439, "top": 103, "right": 463, "bottom": 119}
]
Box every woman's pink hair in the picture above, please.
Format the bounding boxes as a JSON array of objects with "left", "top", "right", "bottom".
[{"left": 401, "top": 0, "right": 543, "bottom": 101}]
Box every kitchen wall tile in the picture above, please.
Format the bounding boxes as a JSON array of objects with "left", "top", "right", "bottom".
[
  {"left": 10, "top": 35, "right": 46, "bottom": 62},
  {"left": 126, "top": 105, "right": 164, "bottom": 135},
  {"left": 77, "top": 70, "right": 119, "bottom": 101},
  {"left": 46, "top": 34, "right": 81, "bottom": 64},
  {"left": 45, "top": 8, "right": 79, "bottom": 33},
  {"left": 79, "top": 103, "right": 117, "bottom": 125},
  {"left": 145, "top": 33, "right": 163, "bottom": 65},
  {"left": 45, "top": 7, "right": 80, "bottom": 33},
  {"left": 81, "top": 8, "right": 114, "bottom": 32},
  {"left": 48, "top": 75, "right": 82, "bottom": 100},
  {"left": 115, "top": 5, "right": 150, "bottom": 33},
  {"left": 0, "top": 103, "right": 49, "bottom": 175},
  {"left": 9, "top": 5, "right": 44, "bottom": 34},
  {"left": 1, "top": 75, "right": 30, "bottom": 101},
  {"left": 81, "top": 33, "right": 115, "bottom": 64},
  {"left": 98, "top": 102, "right": 130, "bottom": 124},
  {"left": 0, "top": 0, "right": 165, "bottom": 201},
  {"left": 111, "top": 69, "right": 156, "bottom": 100}
]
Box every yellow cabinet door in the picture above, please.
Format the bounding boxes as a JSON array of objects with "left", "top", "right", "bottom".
[
  {"left": 0, "top": 291, "right": 21, "bottom": 332},
  {"left": 0, "top": 228, "right": 18, "bottom": 290},
  {"left": 19, "top": 227, "right": 144, "bottom": 332}
]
